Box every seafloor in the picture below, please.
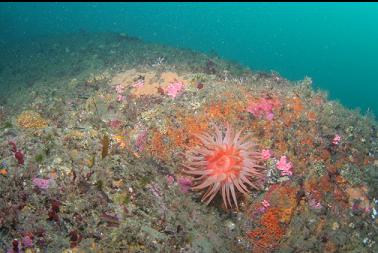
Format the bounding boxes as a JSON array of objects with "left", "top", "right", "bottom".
[{"left": 0, "top": 32, "right": 377, "bottom": 253}]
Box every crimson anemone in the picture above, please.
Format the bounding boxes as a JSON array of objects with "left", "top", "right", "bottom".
[{"left": 183, "top": 123, "right": 264, "bottom": 209}]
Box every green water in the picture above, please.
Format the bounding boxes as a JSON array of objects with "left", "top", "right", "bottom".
[{"left": 1, "top": 2, "right": 378, "bottom": 115}]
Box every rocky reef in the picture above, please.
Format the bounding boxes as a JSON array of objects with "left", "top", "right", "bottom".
[{"left": 0, "top": 32, "right": 377, "bottom": 253}]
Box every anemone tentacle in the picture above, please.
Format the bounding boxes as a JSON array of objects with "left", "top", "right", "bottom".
[{"left": 183, "top": 123, "right": 265, "bottom": 209}]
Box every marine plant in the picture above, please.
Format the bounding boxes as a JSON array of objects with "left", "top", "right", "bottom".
[
  {"left": 1, "top": 121, "right": 13, "bottom": 129},
  {"left": 101, "top": 134, "right": 110, "bottom": 159},
  {"left": 16, "top": 110, "right": 48, "bottom": 129},
  {"left": 35, "top": 154, "right": 44, "bottom": 163}
]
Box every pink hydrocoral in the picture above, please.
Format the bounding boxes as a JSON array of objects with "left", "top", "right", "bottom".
[
  {"left": 115, "top": 84, "right": 126, "bottom": 102},
  {"left": 332, "top": 134, "right": 341, "bottom": 145},
  {"left": 166, "top": 80, "right": 184, "bottom": 98},
  {"left": 132, "top": 79, "right": 144, "bottom": 88},
  {"left": 115, "top": 84, "right": 125, "bottom": 94},
  {"left": 276, "top": 156, "right": 293, "bottom": 176},
  {"left": 117, "top": 95, "right": 126, "bottom": 102},
  {"left": 261, "top": 149, "right": 272, "bottom": 160},
  {"left": 247, "top": 97, "right": 280, "bottom": 120},
  {"left": 261, "top": 199, "right": 270, "bottom": 208}
]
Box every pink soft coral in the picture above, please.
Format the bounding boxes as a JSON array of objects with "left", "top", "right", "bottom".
[{"left": 276, "top": 156, "right": 293, "bottom": 176}]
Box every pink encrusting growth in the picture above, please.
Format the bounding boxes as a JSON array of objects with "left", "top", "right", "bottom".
[
  {"left": 177, "top": 177, "right": 192, "bottom": 193},
  {"left": 183, "top": 123, "right": 264, "bottom": 209},
  {"left": 246, "top": 97, "right": 280, "bottom": 120},
  {"left": 108, "top": 119, "right": 122, "bottom": 129},
  {"left": 166, "top": 175, "right": 175, "bottom": 185},
  {"left": 32, "top": 177, "right": 51, "bottom": 190},
  {"left": 21, "top": 236, "right": 33, "bottom": 248},
  {"left": 135, "top": 129, "right": 148, "bottom": 152}
]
